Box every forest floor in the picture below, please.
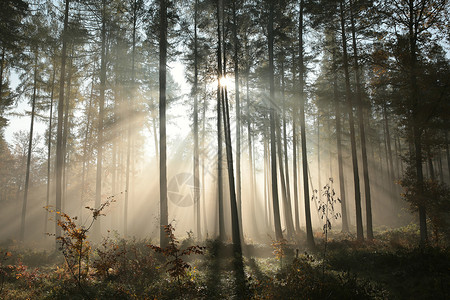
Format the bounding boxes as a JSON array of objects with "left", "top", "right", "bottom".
[{"left": 1, "top": 224, "right": 449, "bottom": 299}]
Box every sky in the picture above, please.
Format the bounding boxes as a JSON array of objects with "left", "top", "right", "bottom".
[{"left": 4, "top": 60, "right": 192, "bottom": 161}]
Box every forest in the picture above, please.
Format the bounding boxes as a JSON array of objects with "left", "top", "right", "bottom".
[{"left": 0, "top": 0, "right": 449, "bottom": 299}]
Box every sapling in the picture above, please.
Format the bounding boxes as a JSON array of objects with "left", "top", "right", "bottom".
[
  {"left": 148, "top": 224, "right": 204, "bottom": 295},
  {"left": 317, "top": 178, "right": 341, "bottom": 277},
  {"left": 45, "top": 197, "right": 114, "bottom": 298},
  {"left": 271, "top": 238, "right": 287, "bottom": 269}
]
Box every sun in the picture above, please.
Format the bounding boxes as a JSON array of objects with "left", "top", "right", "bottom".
[{"left": 219, "top": 76, "right": 228, "bottom": 87}]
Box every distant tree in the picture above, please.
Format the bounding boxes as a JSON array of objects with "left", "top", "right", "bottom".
[
  {"left": 380, "top": 0, "right": 447, "bottom": 246},
  {"left": 0, "top": 0, "right": 27, "bottom": 134}
]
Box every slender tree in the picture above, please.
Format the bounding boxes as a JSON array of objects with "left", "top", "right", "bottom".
[
  {"left": 159, "top": 0, "right": 169, "bottom": 248},
  {"left": 331, "top": 32, "right": 349, "bottom": 232},
  {"left": 55, "top": 0, "right": 70, "bottom": 247},
  {"left": 268, "top": 0, "right": 283, "bottom": 241},
  {"left": 232, "top": 0, "right": 242, "bottom": 235},
  {"left": 339, "top": 0, "right": 363, "bottom": 241},
  {"left": 217, "top": 0, "right": 225, "bottom": 241},
  {"left": 299, "top": 0, "right": 314, "bottom": 248},
  {"left": 20, "top": 49, "right": 38, "bottom": 241},
  {"left": 349, "top": 0, "right": 373, "bottom": 240},
  {"left": 44, "top": 61, "right": 56, "bottom": 235},
  {"left": 94, "top": 0, "right": 108, "bottom": 239},
  {"left": 193, "top": 0, "right": 201, "bottom": 240}
]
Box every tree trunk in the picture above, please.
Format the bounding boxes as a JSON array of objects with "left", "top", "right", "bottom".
[
  {"left": 398, "top": 134, "right": 404, "bottom": 175},
  {"left": 80, "top": 64, "right": 95, "bottom": 224},
  {"left": 339, "top": 0, "right": 363, "bottom": 241},
  {"left": 0, "top": 47, "right": 4, "bottom": 102},
  {"left": 221, "top": 4, "right": 245, "bottom": 285},
  {"left": 299, "top": 0, "right": 314, "bottom": 248},
  {"left": 393, "top": 129, "right": 401, "bottom": 178},
  {"left": 232, "top": 0, "right": 242, "bottom": 235},
  {"left": 281, "top": 60, "right": 295, "bottom": 239},
  {"left": 446, "top": 132, "right": 450, "bottom": 184},
  {"left": 292, "top": 121, "right": 300, "bottom": 233},
  {"left": 269, "top": 1, "right": 283, "bottom": 241},
  {"left": 427, "top": 148, "right": 435, "bottom": 181},
  {"left": 437, "top": 151, "right": 444, "bottom": 183},
  {"left": 216, "top": 0, "right": 225, "bottom": 241},
  {"left": 332, "top": 37, "right": 349, "bottom": 232},
  {"left": 276, "top": 114, "right": 295, "bottom": 239},
  {"left": 20, "top": 51, "right": 38, "bottom": 241},
  {"left": 383, "top": 104, "right": 395, "bottom": 181},
  {"left": 317, "top": 115, "right": 321, "bottom": 192},
  {"left": 62, "top": 47, "right": 73, "bottom": 212},
  {"left": 202, "top": 88, "right": 208, "bottom": 236},
  {"left": 246, "top": 69, "right": 257, "bottom": 236},
  {"left": 153, "top": 117, "right": 159, "bottom": 161},
  {"left": 55, "top": 1, "right": 70, "bottom": 249},
  {"left": 95, "top": 0, "right": 107, "bottom": 239},
  {"left": 125, "top": 0, "right": 138, "bottom": 238},
  {"left": 223, "top": 81, "right": 243, "bottom": 258},
  {"left": 159, "top": 0, "right": 168, "bottom": 248},
  {"left": 193, "top": 0, "right": 201, "bottom": 240},
  {"left": 264, "top": 137, "right": 269, "bottom": 230},
  {"left": 408, "top": 0, "right": 427, "bottom": 246},
  {"left": 349, "top": 0, "right": 373, "bottom": 240},
  {"left": 291, "top": 50, "right": 300, "bottom": 233},
  {"left": 44, "top": 64, "right": 56, "bottom": 235}
]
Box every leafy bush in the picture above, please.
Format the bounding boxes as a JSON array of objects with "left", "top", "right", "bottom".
[
  {"left": 399, "top": 167, "right": 450, "bottom": 245},
  {"left": 148, "top": 224, "right": 205, "bottom": 283},
  {"left": 249, "top": 254, "right": 385, "bottom": 299}
]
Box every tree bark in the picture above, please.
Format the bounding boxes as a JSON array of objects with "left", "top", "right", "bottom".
[
  {"left": 299, "top": 0, "right": 314, "bottom": 248},
  {"left": 407, "top": 0, "right": 427, "bottom": 246},
  {"left": 232, "top": 0, "right": 242, "bottom": 236},
  {"left": 246, "top": 68, "right": 257, "bottom": 235},
  {"left": 125, "top": 0, "right": 138, "bottom": 238},
  {"left": 159, "top": 0, "right": 168, "bottom": 248},
  {"left": 393, "top": 129, "right": 401, "bottom": 178},
  {"left": 95, "top": 0, "right": 107, "bottom": 239},
  {"left": 201, "top": 87, "right": 208, "bottom": 236},
  {"left": 281, "top": 59, "right": 295, "bottom": 239},
  {"left": 80, "top": 62, "right": 95, "bottom": 224},
  {"left": 291, "top": 49, "right": 300, "bottom": 233},
  {"left": 276, "top": 114, "right": 295, "bottom": 239},
  {"left": 193, "top": 0, "right": 201, "bottom": 240},
  {"left": 437, "top": 151, "right": 444, "bottom": 183},
  {"left": 222, "top": 81, "right": 242, "bottom": 257},
  {"left": 44, "top": 64, "right": 56, "bottom": 235},
  {"left": 269, "top": 1, "right": 283, "bottom": 241},
  {"left": 55, "top": 0, "right": 70, "bottom": 248},
  {"left": 0, "top": 47, "right": 4, "bottom": 102},
  {"left": 349, "top": 0, "right": 372, "bottom": 240},
  {"left": 62, "top": 47, "right": 73, "bottom": 212},
  {"left": 446, "top": 132, "right": 450, "bottom": 184},
  {"left": 332, "top": 36, "right": 349, "bottom": 232},
  {"left": 339, "top": 0, "right": 363, "bottom": 241},
  {"left": 316, "top": 115, "right": 321, "bottom": 192},
  {"left": 216, "top": 0, "right": 225, "bottom": 241},
  {"left": 20, "top": 51, "right": 38, "bottom": 241},
  {"left": 383, "top": 104, "right": 395, "bottom": 181}
]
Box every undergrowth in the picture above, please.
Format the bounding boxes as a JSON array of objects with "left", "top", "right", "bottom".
[{"left": 1, "top": 223, "right": 449, "bottom": 299}]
